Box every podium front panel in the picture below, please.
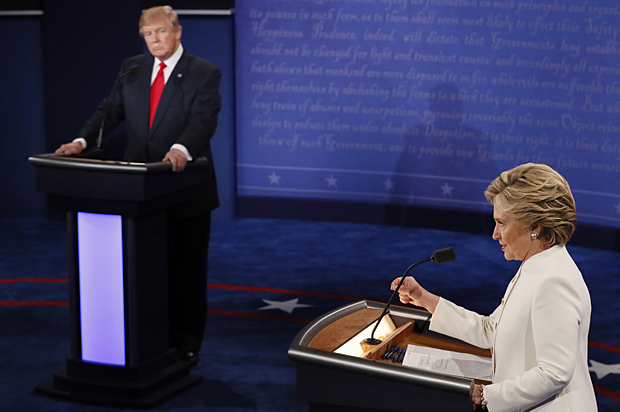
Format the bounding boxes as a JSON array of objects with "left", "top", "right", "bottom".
[{"left": 77, "top": 212, "right": 126, "bottom": 365}]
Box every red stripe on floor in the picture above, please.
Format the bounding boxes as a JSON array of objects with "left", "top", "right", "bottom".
[
  {"left": 208, "top": 309, "right": 311, "bottom": 324},
  {"left": 0, "top": 301, "right": 68, "bottom": 306},
  {"left": 207, "top": 284, "right": 360, "bottom": 301},
  {"left": 594, "top": 385, "right": 620, "bottom": 402},
  {"left": 0, "top": 278, "right": 67, "bottom": 283},
  {"left": 589, "top": 340, "right": 620, "bottom": 355}
]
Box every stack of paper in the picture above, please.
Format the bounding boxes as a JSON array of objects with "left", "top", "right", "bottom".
[{"left": 403, "top": 345, "right": 493, "bottom": 381}]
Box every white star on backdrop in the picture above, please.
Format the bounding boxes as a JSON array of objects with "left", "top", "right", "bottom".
[
  {"left": 383, "top": 178, "right": 395, "bottom": 191},
  {"left": 267, "top": 172, "right": 281, "bottom": 185},
  {"left": 258, "top": 298, "right": 312, "bottom": 314},
  {"left": 440, "top": 182, "right": 453, "bottom": 196},
  {"left": 325, "top": 175, "right": 338, "bottom": 188},
  {"left": 589, "top": 359, "right": 620, "bottom": 380}
]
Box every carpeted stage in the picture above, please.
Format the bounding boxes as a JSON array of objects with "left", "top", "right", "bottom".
[{"left": 1, "top": 217, "right": 618, "bottom": 411}]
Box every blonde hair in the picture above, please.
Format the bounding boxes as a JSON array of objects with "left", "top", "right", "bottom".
[
  {"left": 485, "top": 163, "right": 577, "bottom": 246},
  {"left": 139, "top": 5, "right": 181, "bottom": 36}
]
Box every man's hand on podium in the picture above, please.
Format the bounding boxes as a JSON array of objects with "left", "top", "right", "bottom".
[
  {"left": 163, "top": 148, "right": 188, "bottom": 172},
  {"left": 55, "top": 141, "right": 84, "bottom": 156}
]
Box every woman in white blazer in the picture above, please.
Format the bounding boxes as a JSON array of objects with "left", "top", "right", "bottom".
[{"left": 392, "top": 163, "right": 597, "bottom": 412}]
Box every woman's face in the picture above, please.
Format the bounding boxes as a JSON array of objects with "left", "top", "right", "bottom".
[{"left": 492, "top": 206, "right": 538, "bottom": 262}]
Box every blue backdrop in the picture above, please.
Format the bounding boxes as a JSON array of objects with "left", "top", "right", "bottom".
[{"left": 235, "top": 0, "right": 620, "bottom": 229}]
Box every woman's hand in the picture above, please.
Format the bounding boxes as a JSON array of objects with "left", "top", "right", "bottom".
[
  {"left": 472, "top": 384, "right": 482, "bottom": 405},
  {"left": 390, "top": 276, "right": 439, "bottom": 313},
  {"left": 471, "top": 384, "right": 488, "bottom": 410}
]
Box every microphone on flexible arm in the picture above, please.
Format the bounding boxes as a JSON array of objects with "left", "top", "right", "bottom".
[
  {"left": 362, "top": 247, "right": 456, "bottom": 345},
  {"left": 95, "top": 64, "right": 141, "bottom": 151}
]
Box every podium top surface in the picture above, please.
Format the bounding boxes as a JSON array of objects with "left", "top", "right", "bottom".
[
  {"left": 28, "top": 153, "right": 207, "bottom": 174},
  {"left": 29, "top": 153, "right": 209, "bottom": 215}
]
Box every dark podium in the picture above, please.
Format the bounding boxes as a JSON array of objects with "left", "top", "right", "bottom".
[
  {"left": 288, "top": 300, "right": 492, "bottom": 412},
  {"left": 28, "top": 153, "right": 208, "bottom": 408}
]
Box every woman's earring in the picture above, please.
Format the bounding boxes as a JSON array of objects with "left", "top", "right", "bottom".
[{"left": 531, "top": 232, "right": 537, "bottom": 240}]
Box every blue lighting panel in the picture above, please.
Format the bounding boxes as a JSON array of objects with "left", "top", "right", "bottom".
[{"left": 77, "top": 212, "right": 126, "bottom": 366}]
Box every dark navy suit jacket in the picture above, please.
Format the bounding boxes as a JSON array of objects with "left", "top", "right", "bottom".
[{"left": 78, "top": 51, "right": 222, "bottom": 217}]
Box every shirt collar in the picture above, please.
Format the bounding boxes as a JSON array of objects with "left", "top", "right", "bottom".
[{"left": 154, "top": 43, "right": 184, "bottom": 71}]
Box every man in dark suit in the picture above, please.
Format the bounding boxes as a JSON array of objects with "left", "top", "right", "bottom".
[{"left": 56, "top": 5, "right": 221, "bottom": 364}]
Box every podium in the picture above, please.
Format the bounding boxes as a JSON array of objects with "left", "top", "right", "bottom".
[
  {"left": 28, "top": 153, "right": 208, "bottom": 408},
  {"left": 288, "top": 300, "right": 491, "bottom": 412}
]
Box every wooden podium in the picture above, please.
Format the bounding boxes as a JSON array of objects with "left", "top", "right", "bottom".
[
  {"left": 288, "top": 300, "right": 491, "bottom": 412},
  {"left": 28, "top": 153, "right": 208, "bottom": 408}
]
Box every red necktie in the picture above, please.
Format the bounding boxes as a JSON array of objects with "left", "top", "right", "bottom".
[{"left": 149, "top": 61, "right": 167, "bottom": 129}]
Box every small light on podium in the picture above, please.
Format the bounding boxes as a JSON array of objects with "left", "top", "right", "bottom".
[{"left": 362, "top": 336, "right": 383, "bottom": 345}]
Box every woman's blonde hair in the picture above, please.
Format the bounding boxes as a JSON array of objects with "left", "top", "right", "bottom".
[
  {"left": 485, "top": 163, "right": 577, "bottom": 246},
  {"left": 139, "top": 5, "right": 181, "bottom": 36}
]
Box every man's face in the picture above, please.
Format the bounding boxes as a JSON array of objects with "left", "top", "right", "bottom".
[{"left": 142, "top": 19, "right": 181, "bottom": 61}]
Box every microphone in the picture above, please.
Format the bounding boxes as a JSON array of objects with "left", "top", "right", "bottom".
[
  {"left": 362, "top": 247, "right": 455, "bottom": 345},
  {"left": 95, "top": 65, "right": 141, "bottom": 151},
  {"left": 121, "top": 65, "right": 142, "bottom": 77}
]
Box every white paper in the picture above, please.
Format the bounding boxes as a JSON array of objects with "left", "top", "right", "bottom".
[{"left": 402, "top": 345, "right": 493, "bottom": 381}]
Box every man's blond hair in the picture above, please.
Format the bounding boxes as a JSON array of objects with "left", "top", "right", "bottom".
[{"left": 139, "top": 5, "right": 181, "bottom": 36}]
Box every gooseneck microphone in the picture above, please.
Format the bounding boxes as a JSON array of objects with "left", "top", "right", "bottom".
[
  {"left": 362, "top": 247, "right": 456, "bottom": 345},
  {"left": 95, "top": 65, "right": 141, "bottom": 151}
]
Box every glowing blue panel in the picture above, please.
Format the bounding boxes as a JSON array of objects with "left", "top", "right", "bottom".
[{"left": 77, "top": 212, "right": 126, "bottom": 366}]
